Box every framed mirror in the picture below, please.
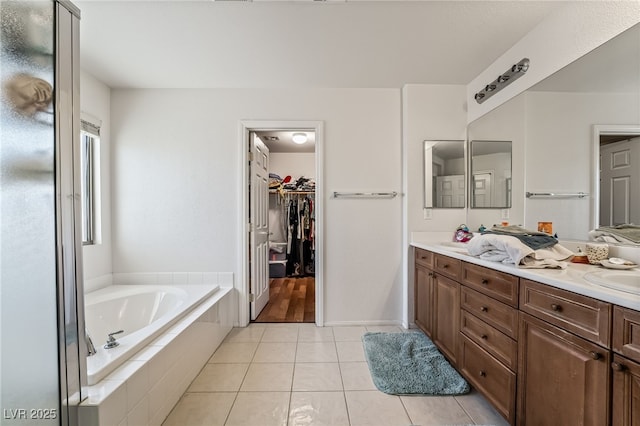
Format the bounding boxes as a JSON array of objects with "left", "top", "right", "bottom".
[
  {"left": 469, "top": 140, "right": 512, "bottom": 208},
  {"left": 465, "top": 22, "right": 640, "bottom": 240},
  {"left": 423, "top": 140, "right": 465, "bottom": 208}
]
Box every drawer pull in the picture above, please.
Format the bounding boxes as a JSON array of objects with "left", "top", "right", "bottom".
[
  {"left": 480, "top": 334, "right": 488, "bottom": 340},
  {"left": 611, "top": 362, "right": 626, "bottom": 372},
  {"left": 480, "top": 306, "right": 488, "bottom": 312},
  {"left": 428, "top": 272, "right": 434, "bottom": 277},
  {"left": 479, "top": 370, "right": 486, "bottom": 377},
  {"left": 443, "top": 264, "right": 449, "bottom": 269},
  {"left": 550, "top": 304, "right": 562, "bottom": 312},
  {"left": 481, "top": 278, "right": 489, "bottom": 285},
  {"left": 589, "top": 351, "right": 602, "bottom": 361}
]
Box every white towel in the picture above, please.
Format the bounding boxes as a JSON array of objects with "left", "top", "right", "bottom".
[{"left": 467, "top": 234, "right": 573, "bottom": 269}]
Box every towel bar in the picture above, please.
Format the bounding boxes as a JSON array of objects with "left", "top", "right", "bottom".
[
  {"left": 526, "top": 192, "right": 589, "bottom": 199},
  {"left": 333, "top": 191, "right": 398, "bottom": 199}
]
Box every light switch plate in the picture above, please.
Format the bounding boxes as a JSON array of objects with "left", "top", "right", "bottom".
[
  {"left": 424, "top": 208, "right": 433, "bottom": 220},
  {"left": 501, "top": 209, "right": 510, "bottom": 219}
]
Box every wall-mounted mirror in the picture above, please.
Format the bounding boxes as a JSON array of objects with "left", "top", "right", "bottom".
[
  {"left": 466, "top": 22, "right": 640, "bottom": 241},
  {"left": 423, "top": 140, "right": 465, "bottom": 208},
  {"left": 470, "top": 140, "right": 512, "bottom": 208}
]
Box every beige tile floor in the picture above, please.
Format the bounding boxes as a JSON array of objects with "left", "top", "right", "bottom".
[{"left": 163, "top": 323, "right": 510, "bottom": 426}]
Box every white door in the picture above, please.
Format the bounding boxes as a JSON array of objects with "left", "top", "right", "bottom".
[
  {"left": 472, "top": 172, "right": 493, "bottom": 208},
  {"left": 435, "top": 175, "right": 465, "bottom": 208},
  {"left": 250, "top": 134, "right": 270, "bottom": 320},
  {"left": 600, "top": 138, "right": 640, "bottom": 226}
]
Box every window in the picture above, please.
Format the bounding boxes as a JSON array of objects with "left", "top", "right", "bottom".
[{"left": 80, "top": 118, "right": 100, "bottom": 245}]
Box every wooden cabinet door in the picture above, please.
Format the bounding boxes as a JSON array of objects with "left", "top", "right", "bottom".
[
  {"left": 415, "top": 264, "right": 434, "bottom": 337},
  {"left": 433, "top": 274, "right": 460, "bottom": 366},
  {"left": 612, "top": 354, "right": 640, "bottom": 426},
  {"left": 518, "top": 313, "right": 610, "bottom": 426}
]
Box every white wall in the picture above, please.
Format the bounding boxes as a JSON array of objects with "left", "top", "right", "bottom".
[
  {"left": 269, "top": 153, "right": 315, "bottom": 181},
  {"left": 110, "top": 88, "right": 402, "bottom": 325},
  {"left": 401, "top": 84, "right": 467, "bottom": 327},
  {"left": 81, "top": 70, "right": 112, "bottom": 281}
]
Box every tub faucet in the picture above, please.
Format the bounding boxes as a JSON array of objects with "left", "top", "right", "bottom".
[
  {"left": 104, "top": 330, "right": 124, "bottom": 349},
  {"left": 86, "top": 331, "right": 97, "bottom": 357}
]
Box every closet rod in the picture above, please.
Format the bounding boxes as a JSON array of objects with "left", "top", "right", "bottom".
[
  {"left": 526, "top": 191, "right": 589, "bottom": 199},
  {"left": 333, "top": 191, "right": 398, "bottom": 199}
]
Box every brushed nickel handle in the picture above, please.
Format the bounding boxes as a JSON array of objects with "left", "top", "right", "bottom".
[
  {"left": 481, "top": 279, "right": 489, "bottom": 285},
  {"left": 611, "top": 362, "right": 626, "bottom": 371},
  {"left": 589, "top": 351, "right": 601, "bottom": 360},
  {"left": 480, "top": 306, "right": 488, "bottom": 312},
  {"left": 551, "top": 304, "right": 562, "bottom": 312}
]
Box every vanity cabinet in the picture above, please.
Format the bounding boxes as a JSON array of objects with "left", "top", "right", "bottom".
[
  {"left": 413, "top": 249, "right": 459, "bottom": 365},
  {"left": 459, "top": 262, "right": 519, "bottom": 424},
  {"left": 433, "top": 272, "right": 460, "bottom": 366},
  {"left": 517, "top": 312, "right": 610, "bottom": 426},
  {"left": 414, "top": 249, "right": 434, "bottom": 337},
  {"left": 412, "top": 247, "right": 638, "bottom": 426},
  {"left": 611, "top": 307, "right": 640, "bottom": 426}
]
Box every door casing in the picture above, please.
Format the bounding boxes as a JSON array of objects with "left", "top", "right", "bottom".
[
  {"left": 238, "top": 120, "right": 324, "bottom": 327},
  {"left": 592, "top": 125, "right": 640, "bottom": 229}
]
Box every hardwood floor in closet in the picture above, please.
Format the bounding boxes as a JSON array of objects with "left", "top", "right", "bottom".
[{"left": 254, "top": 277, "right": 315, "bottom": 323}]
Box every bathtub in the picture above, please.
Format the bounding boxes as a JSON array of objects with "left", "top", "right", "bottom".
[{"left": 85, "top": 284, "right": 219, "bottom": 385}]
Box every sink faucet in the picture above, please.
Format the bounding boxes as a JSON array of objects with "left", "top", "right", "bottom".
[
  {"left": 104, "top": 330, "right": 124, "bottom": 349},
  {"left": 86, "top": 331, "right": 97, "bottom": 356}
]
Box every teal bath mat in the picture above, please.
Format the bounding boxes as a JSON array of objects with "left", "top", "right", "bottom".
[{"left": 362, "top": 332, "right": 470, "bottom": 395}]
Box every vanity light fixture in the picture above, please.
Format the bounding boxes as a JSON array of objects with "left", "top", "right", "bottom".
[
  {"left": 474, "top": 58, "right": 530, "bottom": 104},
  {"left": 292, "top": 132, "right": 308, "bottom": 144}
]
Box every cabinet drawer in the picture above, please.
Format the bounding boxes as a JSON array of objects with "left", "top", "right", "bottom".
[
  {"left": 459, "top": 333, "right": 516, "bottom": 425},
  {"left": 520, "top": 279, "right": 611, "bottom": 348},
  {"left": 434, "top": 253, "right": 461, "bottom": 280},
  {"left": 415, "top": 248, "right": 434, "bottom": 269},
  {"left": 460, "top": 310, "right": 517, "bottom": 371},
  {"left": 462, "top": 262, "right": 519, "bottom": 307},
  {"left": 613, "top": 306, "right": 640, "bottom": 363},
  {"left": 461, "top": 286, "right": 518, "bottom": 339}
]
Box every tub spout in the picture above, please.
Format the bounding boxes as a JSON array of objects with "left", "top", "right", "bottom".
[
  {"left": 104, "top": 330, "right": 124, "bottom": 349},
  {"left": 86, "top": 331, "right": 97, "bottom": 357}
]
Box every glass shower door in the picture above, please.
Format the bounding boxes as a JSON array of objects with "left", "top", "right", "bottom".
[{"left": 1, "top": 1, "right": 80, "bottom": 424}]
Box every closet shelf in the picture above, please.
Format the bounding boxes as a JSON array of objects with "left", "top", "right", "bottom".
[{"left": 269, "top": 190, "right": 315, "bottom": 195}]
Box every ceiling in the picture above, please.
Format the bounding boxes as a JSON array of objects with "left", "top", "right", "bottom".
[
  {"left": 75, "top": 0, "right": 567, "bottom": 90},
  {"left": 255, "top": 130, "right": 316, "bottom": 153}
]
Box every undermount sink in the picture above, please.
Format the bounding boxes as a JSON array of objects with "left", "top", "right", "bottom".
[
  {"left": 438, "top": 241, "right": 470, "bottom": 254},
  {"left": 583, "top": 270, "right": 640, "bottom": 295}
]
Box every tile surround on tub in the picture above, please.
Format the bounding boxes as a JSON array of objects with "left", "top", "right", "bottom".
[
  {"left": 78, "top": 286, "right": 235, "bottom": 426},
  {"left": 84, "top": 271, "right": 234, "bottom": 292}
]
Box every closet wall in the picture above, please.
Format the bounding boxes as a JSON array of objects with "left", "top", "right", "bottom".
[{"left": 268, "top": 149, "right": 316, "bottom": 279}]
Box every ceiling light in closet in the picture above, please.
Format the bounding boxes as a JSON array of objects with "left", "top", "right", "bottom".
[{"left": 292, "top": 133, "right": 308, "bottom": 144}]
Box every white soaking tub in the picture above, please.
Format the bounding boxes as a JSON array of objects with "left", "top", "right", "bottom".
[{"left": 85, "top": 284, "right": 219, "bottom": 385}]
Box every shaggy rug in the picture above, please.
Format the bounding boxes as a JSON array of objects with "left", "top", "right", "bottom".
[{"left": 362, "top": 332, "right": 470, "bottom": 395}]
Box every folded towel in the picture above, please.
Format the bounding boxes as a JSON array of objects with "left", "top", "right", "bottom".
[
  {"left": 467, "top": 234, "right": 573, "bottom": 268},
  {"left": 589, "top": 224, "right": 640, "bottom": 245},
  {"left": 484, "top": 225, "right": 558, "bottom": 250}
]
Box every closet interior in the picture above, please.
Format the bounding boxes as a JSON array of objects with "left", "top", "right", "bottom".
[{"left": 254, "top": 130, "right": 316, "bottom": 323}]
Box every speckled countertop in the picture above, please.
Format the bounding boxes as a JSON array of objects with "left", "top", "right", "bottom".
[{"left": 411, "top": 232, "right": 640, "bottom": 311}]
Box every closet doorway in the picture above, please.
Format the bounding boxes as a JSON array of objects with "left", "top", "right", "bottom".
[{"left": 241, "top": 121, "right": 324, "bottom": 326}]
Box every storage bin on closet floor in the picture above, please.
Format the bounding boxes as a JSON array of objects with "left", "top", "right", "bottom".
[{"left": 269, "top": 242, "right": 287, "bottom": 278}]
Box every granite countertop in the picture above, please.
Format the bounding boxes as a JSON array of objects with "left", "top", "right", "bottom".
[{"left": 411, "top": 232, "right": 640, "bottom": 311}]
